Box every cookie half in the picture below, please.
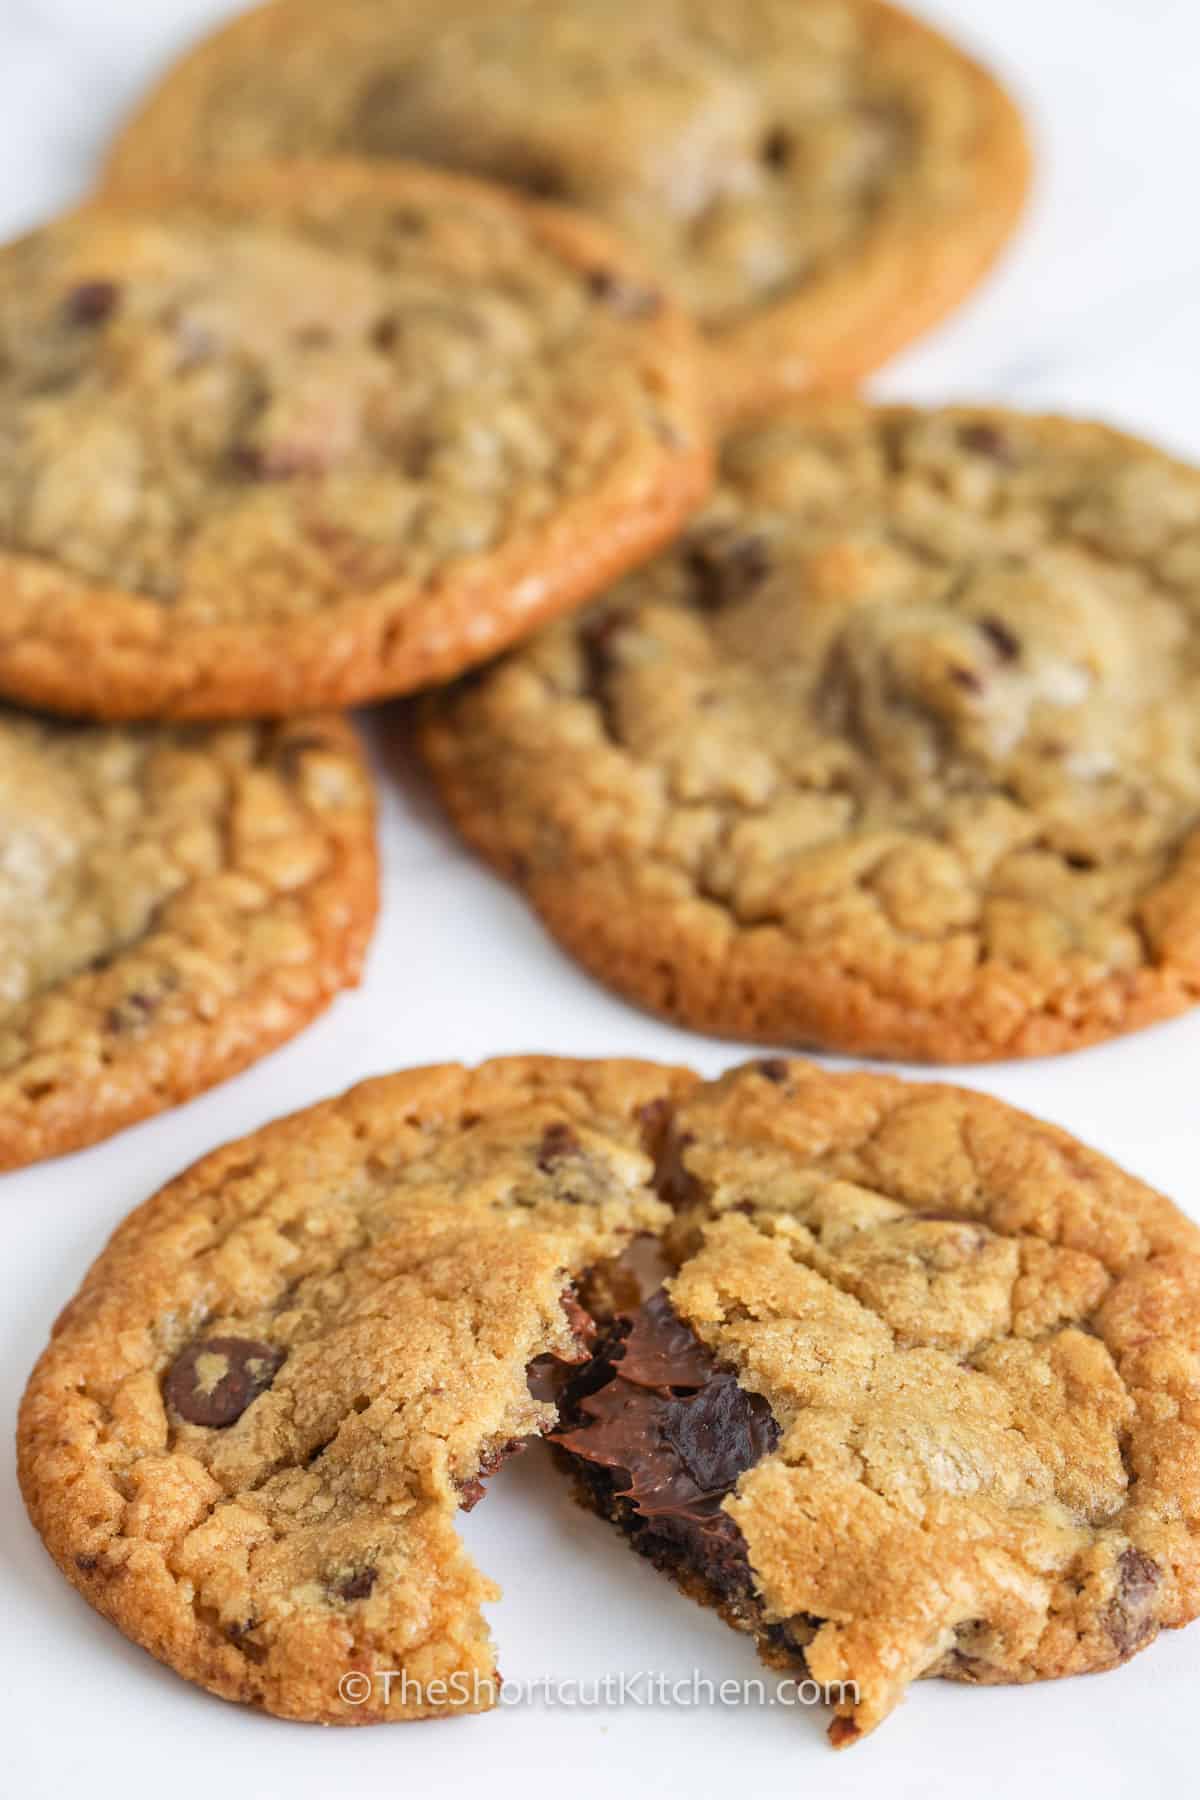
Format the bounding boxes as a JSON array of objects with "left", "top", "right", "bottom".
[
  {"left": 0, "top": 708, "right": 376, "bottom": 1168},
  {"left": 18, "top": 1058, "right": 692, "bottom": 1720},
  {"left": 550, "top": 1057, "right": 1200, "bottom": 1744},
  {"left": 422, "top": 404, "right": 1200, "bottom": 1062},
  {"left": 0, "top": 159, "right": 709, "bottom": 719},
  {"left": 102, "top": 0, "right": 1031, "bottom": 420}
]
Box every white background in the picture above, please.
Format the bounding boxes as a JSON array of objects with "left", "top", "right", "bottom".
[{"left": 2, "top": 2, "right": 1199, "bottom": 1794}]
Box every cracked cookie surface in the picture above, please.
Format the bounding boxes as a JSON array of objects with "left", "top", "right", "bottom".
[
  {"left": 0, "top": 159, "right": 709, "bottom": 719},
  {"left": 21, "top": 1056, "right": 1200, "bottom": 1742},
  {"left": 0, "top": 707, "right": 376, "bottom": 1168},
  {"left": 422, "top": 404, "right": 1200, "bottom": 1062},
  {"left": 554, "top": 1057, "right": 1200, "bottom": 1744},
  {"left": 103, "top": 0, "right": 1030, "bottom": 418},
  {"left": 17, "top": 1057, "right": 691, "bottom": 1720}
]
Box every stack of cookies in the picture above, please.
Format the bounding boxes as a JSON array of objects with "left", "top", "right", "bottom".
[{"left": 10, "top": 0, "right": 1200, "bottom": 1755}]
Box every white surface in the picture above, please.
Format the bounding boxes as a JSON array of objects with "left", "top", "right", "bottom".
[{"left": 2, "top": 2, "right": 1199, "bottom": 1795}]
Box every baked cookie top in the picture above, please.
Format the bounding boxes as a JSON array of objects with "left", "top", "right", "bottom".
[
  {"left": 0, "top": 159, "right": 708, "bottom": 719},
  {"left": 21, "top": 1056, "right": 1200, "bottom": 1743},
  {"left": 17, "top": 1058, "right": 691, "bottom": 1721},
  {"left": 555, "top": 1057, "right": 1200, "bottom": 1744},
  {"left": 103, "top": 0, "right": 1030, "bottom": 418},
  {"left": 0, "top": 708, "right": 376, "bottom": 1167},
  {"left": 422, "top": 405, "right": 1200, "bottom": 1062}
]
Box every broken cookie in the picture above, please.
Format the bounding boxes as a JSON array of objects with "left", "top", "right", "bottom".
[
  {"left": 551, "top": 1058, "right": 1200, "bottom": 1743},
  {"left": 18, "top": 1057, "right": 1200, "bottom": 1743},
  {"left": 17, "top": 1057, "right": 689, "bottom": 1720}
]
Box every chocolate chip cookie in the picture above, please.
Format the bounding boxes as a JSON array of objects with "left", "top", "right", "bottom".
[
  {"left": 21, "top": 1055, "right": 1200, "bottom": 1744},
  {"left": 17, "top": 1057, "right": 691, "bottom": 1721},
  {"left": 102, "top": 0, "right": 1030, "bottom": 420},
  {"left": 551, "top": 1056, "right": 1200, "bottom": 1744},
  {"left": 0, "top": 159, "right": 709, "bottom": 719},
  {"left": 0, "top": 708, "right": 376, "bottom": 1168},
  {"left": 422, "top": 404, "right": 1200, "bottom": 1062}
]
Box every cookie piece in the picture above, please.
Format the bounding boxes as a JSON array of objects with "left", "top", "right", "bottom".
[
  {"left": 0, "top": 160, "right": 708, "bottom": 720},
  {"left": 551, "top": 1056, "right": 1200, "bottom": 1744},
  {"left": 17, "top": 1057, "right": 693, "bottom": 1721},
  {"left": 0, "top": 708, "right": 376, "bottom": 1168},
  {"left": 102, "top": 0, "right": 1030, "bottom": 420},
  {"left": 422, "top": 404, "right": 1200, "bottom": 1062}
]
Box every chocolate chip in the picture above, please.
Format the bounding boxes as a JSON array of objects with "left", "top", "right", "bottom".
[
  {"left": 636, "top": 1095, "right": 673, "bottom": 1153},
  {"left": 105, "top": 990, "right": 159, "bottom": 1035},
  {"left": 64, "top": 281, "right": 120, "bottom": 326},
  {"left": 586, "top": 269, "right": 662, "bottom": 319},
  {"left": 959, "top": 422, "right": 1016, "bottom": 465},
  {"left": 579, "top": 608, "right": 632, "bottom": 739},
  {"left": 335, "top": 1567, "right": 377, "bottom": 1602},
  {"left": 761, "top": 126, "right": 793, "bottom": 169},
  {"left": 979, "top": 616, "right": 1021, "bottom": 661},
  {"left": 164, "top": 1336, "right": 285, "bottom": 1428},
  {"left": 1117, "top": 1546, "right": 1160, "bottom": 1605},
  {"left": 950, "top": 665, "right": 984, "bottom": 693},
  {"left": 518, "top": 164, "right": 567, "bottom": 202},
  {"left": 75, "top": 1554, "right": 99, "bottom": 1572},
  {"left": 580, "top": 608, "right": 631, "bottom": 685},
  {"left": 685, "top": 529, "right": 770, "bottom": 611},
  {"left": 371, "top": 316, "right": 398, "bottom": 352},
  {"left": 1106, "top": 1546, "right": 1161, "bottom": 1656},
  {"left": 537, "top": 1121, "right": 582, "bottom": 1173},
  {"left": 752, "top": 1058, "right": 790, "bottom": 1084},
  {"left": 1064, "top": 852, "right": 1097, "bottom": 871}
]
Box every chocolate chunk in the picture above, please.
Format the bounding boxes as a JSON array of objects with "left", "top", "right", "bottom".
[
  {"left": 553, "top": 1293, "right": 780, "bottom": 1513},
  {"left": 335, "top": 1567, "right": 377, "bottom": 1602},
  {"left": 761, "top": 126, "right": 793, "bottom": 169},
  {"left": 64, "top": 281, "right": 119, "bottom": 326},
  {"left": 1106, "top": 1547, "right": 1161, "bottom": 1656},
  {"left": 613, "top": 1289, "right": 717, "bottom": 1392},
  {"left": 537, "top": 1121, "right": 582, "bottom": 1173},
  {"left": 958, "top": 422, "right": 1016, "bottom": 465},
  {"left": 652, "top": 1125, "right": 702, "bottom": 1210},
  {"left": 979, "top": 616, "right": 1021, "bottom": 661},
  {"left": 685, "top": 529, "right": 770, "bottom": 611},
  {"left": 950, "top": 665, "right": 984, "bottom": 693},
  {"left": 164, "top": 1336, "right": 285, "bottom": 1428},
  {"left": 586, "top": 269, "right": 662, "bottom": 319},
  {"left": 551, "top": 1295, "right": 780, "bottom": 1609},
  {"left": 458, "top": 1439, "right": 524, "bottom": 1510},
  {"left": 657, "top": 1371, "right": 777, "bottom": 1496},
  {"left": 526, "top": 1288, "right": 596, "bottom": 1403},
  {"left": 560, "top": 1286, "right": 597, "bottom": 1348},
  {"left": 753, "top": 1058, "right": 790, "bottom": 1084}
]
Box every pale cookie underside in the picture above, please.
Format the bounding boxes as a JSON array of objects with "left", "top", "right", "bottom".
[
  {"left": 0, "top": 160, "right": 709, "bottom": 719},
  {"left": 101, "top": 0, "right": 1031, "bottom": 421},
  {"left": 0, "top": 711, "right": 377, "bottom": 1169},
  {"left": 421, "top": 405, "right": 1200, "bottom": 1063}
]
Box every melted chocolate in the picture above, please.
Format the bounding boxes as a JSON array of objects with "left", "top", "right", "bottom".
[{"left": 550, "top": 1292, "right": 780, "bottom": 1605}]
